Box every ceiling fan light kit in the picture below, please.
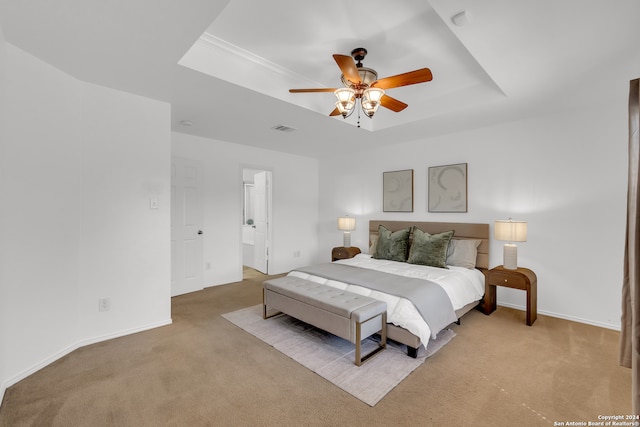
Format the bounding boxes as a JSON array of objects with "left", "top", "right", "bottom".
[
  {"left": 333, "top": 86, "right": 384, "bottom": 119},
  {"left": 289, "top": 47, "right": 433, "bottom": 126}
]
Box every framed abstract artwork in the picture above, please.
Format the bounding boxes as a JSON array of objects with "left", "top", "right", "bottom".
[
  {"left": 383, "top": 169, "right": 414, "bottom": 212},
  {"left": 428, "top": 163, "right": 467, "bottom": 212}
]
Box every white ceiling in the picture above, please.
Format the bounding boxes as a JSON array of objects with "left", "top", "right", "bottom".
[{"left": 1, "top": 0, "right": 640, "bottom": 158}]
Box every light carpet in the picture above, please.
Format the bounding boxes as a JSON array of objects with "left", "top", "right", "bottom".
[{"left": 222, "top": 305, "right": 455, "bottom": 406}]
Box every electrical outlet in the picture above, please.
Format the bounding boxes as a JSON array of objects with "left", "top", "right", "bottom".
[
  {"left": 98, "top": 298, "right": 111, "bottom": 312},
  {"left": 293, "top": 251, "right": 301, "bottom": 258},
  {"left": 205, "top": 262, "right": 211, "bottom": 270}
]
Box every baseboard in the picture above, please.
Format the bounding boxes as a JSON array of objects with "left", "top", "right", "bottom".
[
  {"left": 497, "top": 302, "right": 620, "bottom": 331},
  {"left": 0, "top": 318, "right": 173, "bottom": 408},
  {"left": 0, "top": 382, "right": 5, "bottom": 410},
  {"left": 74, "top": 318, "right": 174, "bottom": 348}
]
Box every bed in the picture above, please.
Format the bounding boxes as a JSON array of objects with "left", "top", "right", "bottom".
[{"left": 288, "top": 220, "right": 489, "bottom": 357}]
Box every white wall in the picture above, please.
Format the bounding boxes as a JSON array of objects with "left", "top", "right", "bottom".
[
  {"left": 77, "top": 82, "right": 172, "bottom": 338},
  {"left": 172, "top": 133, "right": 320, "bottom": 285},
  {"left": 0, "top": 23, "right": 13, "bottom": 405},
  {"left": 319, "top": 99, "right": 628, "bottom": 330},
  {"left": 0, "top": 43, "right": 172, "bottom": 401},
  {"left": 0, "top": 43, "right": 83, "bottom": 403}
]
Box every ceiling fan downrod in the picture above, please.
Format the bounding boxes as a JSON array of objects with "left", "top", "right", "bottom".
[{"left": 351, "top": 47, "right": 367, "bottom": 68}]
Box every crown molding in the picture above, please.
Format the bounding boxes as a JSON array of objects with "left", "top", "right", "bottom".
[{"left": 198, "top": 32, "right": 323, "bottom": 88}]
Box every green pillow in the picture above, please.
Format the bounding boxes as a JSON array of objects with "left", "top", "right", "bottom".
[
  {"left": 372, "top": 225, "right": 412, "bottom": 262},
  {"left": 407, "top": 229, "right": 454, "bottom": 268}
]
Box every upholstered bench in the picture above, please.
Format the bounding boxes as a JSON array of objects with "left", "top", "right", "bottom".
[{"left": 262, "top": 276, "right": 387, "bottom": 366}]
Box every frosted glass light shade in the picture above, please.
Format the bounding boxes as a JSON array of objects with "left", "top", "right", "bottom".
[
  {"left": 335, "top": 100, "right": 355, "bottom": 117},
  {"left": 363, "top": 87, "right": 385, "bottom": 104},
  {"left": 334, "top": 88, "right": 356, "bottom": 117},
  {"left": 335, "top": 88, "right": 355, "bottom": 103},
  {"left": 362, "top": 88, "right": 385, "bottom": 117}
]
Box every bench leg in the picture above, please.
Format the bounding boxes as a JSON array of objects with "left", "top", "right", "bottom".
[
  {"left": 262, "top": 304, "right": 282, "bottom": 319},
  {"left": 262, "top": 290, "right": 282, "bottom": 319},
  {"left": 355, "top": 312, "right": 387, "bottom": 366}
]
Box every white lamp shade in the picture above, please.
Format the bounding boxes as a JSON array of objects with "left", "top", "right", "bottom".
[
  {"left": 337, "top": 217, "right": 356, "bottom": 231},
  {"left": 494, "top": 220, "right": 527, "bottom": 242}
]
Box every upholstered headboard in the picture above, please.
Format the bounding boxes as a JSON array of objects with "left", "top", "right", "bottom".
[{"left": 369, "top": 220, "right": 490, "bottom": 270}]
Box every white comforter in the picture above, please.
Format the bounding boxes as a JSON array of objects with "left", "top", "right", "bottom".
[{"left": 288, "top": 254, "right": 485, "bottom": 348}]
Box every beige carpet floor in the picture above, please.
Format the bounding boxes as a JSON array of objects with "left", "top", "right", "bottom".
[
  {"left": 0, "top": 274, "right": 632, "bottom": 426},
  {"left": 222, "top": 305, "right": 455, "bottom": 406}
]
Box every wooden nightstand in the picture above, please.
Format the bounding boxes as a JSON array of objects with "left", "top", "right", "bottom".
[
  {"left": 484, "top": 265, "right": 537, "bottom": 326},
  {"left": 332, "top": 246, "right": 361, "bottom": 261}
]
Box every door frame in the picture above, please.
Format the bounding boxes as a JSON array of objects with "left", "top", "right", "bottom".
[{"left": 240, "top": 165, "right": 273, "bottom": 277}]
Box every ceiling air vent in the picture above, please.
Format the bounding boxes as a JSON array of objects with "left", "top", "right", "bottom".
[{"left": 271, "top": 124, "right": 296, "bottom": 133}]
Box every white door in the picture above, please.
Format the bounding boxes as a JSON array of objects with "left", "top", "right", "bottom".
[
  {"left": 171, "top": 157, "right": 204, "bottom": 296},
  {"left": 253, "top": 171, "right": 270, "bottom": 274}
]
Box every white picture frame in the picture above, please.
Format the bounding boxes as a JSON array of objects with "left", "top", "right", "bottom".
[
  {"left": 428, "top": 163, "right": 468, "bottom": 213},
  {"left": 383, "top": 169, "right": 414, "bottom": 212}
]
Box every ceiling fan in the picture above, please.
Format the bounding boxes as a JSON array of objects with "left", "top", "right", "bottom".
[{"left": 289, "top": 47, "right": 433, "bottom": 122}]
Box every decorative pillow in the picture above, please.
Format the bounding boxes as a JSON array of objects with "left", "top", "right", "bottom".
[
  {"left": 372, "top": 225, "right": 411, "bottom": 262},
  {"left": 407, "top": 229, "right": 454, "bottom": 268},
  {"left": 446, "top": 239, "right": 482, "bottom": 269},
  {"left": 369, "top": 234, "right": 379, "bottom": 255}
]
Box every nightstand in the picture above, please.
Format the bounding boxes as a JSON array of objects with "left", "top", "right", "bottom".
[
  {"left": 484, "top": 265, "right": 537, "bottom": 326},
  {"left": 332, "top": 246, "right": 361, "bottom": 261}
]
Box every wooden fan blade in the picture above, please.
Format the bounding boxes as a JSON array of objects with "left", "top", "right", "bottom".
[
  {"left": 289, "top": 88, "right": 338, "bottom": 93},
  {"left": 329, "top": 107, "right": 341, "bottom": 117},
  {"left": 380, "top": 95, "right": 408, "bottom": 112},
  {"left": 333, "top": 54, "right": 361, "bottom": 84},
  {"left": 371, "top": 68, "right": 433, "bottom": 90}
]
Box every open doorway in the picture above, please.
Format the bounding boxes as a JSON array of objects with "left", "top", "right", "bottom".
[{"left": 242, "top": 168, "right": 272, "bottom": 279}]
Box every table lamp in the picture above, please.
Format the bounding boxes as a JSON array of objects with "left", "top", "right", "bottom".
[
  {"left": 337, "top": 216, "right": 356, "bottom": 248},
  {"left": 494, "top": 219, "right": 527, "bottom": 270}
]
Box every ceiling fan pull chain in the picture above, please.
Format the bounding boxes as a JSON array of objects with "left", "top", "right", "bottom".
[{"left": 357, "top": 110, "right": 361, "bottom": 128}]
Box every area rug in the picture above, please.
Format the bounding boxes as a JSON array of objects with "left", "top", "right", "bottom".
[{"left": 222, "top": 305, "right": 456, "bottom": 406}]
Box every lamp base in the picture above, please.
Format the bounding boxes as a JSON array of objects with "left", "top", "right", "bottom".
[
  {"left": 343, "top": 231, "right": 351, "bottom": 248},
  {"left": 503, "top": 243, "right": 518, "bottom": 270}
]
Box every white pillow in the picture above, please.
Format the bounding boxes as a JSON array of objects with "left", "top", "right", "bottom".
[
  {"left": 446, "top": 239, "right": 481, "bottom": 269},
  {"left": 369, "top": 234, "right": 379, "bottom": 255}
]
